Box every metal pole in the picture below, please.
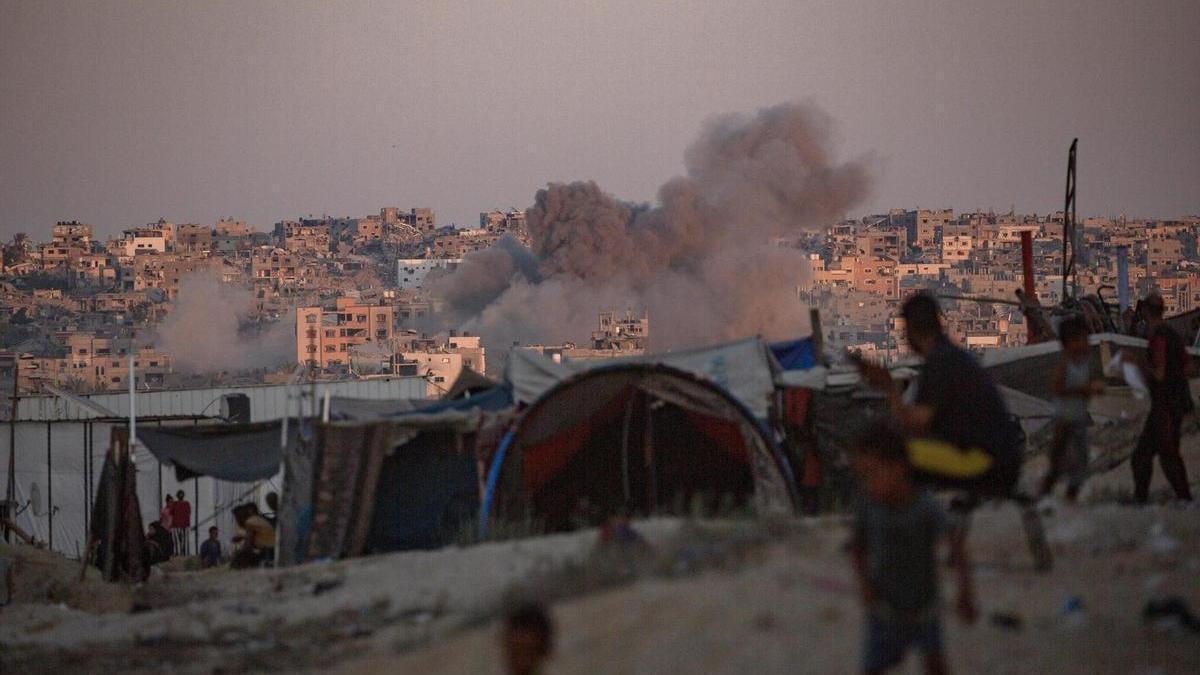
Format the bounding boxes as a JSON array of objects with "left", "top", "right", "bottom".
[
  {"left": 193, "top": 476, "right": 199, "bottom": 555},
  {"left": 7, "top": 361, "right": 18, "bottom": 508},
  {"left": 1062, "top": 139, "right": 1077, "bottom": 302},
  {"left": 46, "top": 421, "right": 52, "bottom": 550},
  {"left": 128, "top": 353, "right": 136, "bottom": 449},
  {"left": 82, "top": 423, "right": 88, "bottom": 537}
]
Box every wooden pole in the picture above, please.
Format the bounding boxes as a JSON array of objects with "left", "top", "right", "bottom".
[{"left": 809, "top": 308, "right": 825, "bottom": 365}]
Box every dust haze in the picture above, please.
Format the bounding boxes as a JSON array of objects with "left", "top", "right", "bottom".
[
  {"left": 156, "top": 271, "right": 295, "bottom": 373},
  {"left": 434, "top": 102, "right": 871, "bottom": 352}
]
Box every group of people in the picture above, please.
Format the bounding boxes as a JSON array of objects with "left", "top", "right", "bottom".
[
  {"left": 145, "top": 490, "right": 280, "bottom": 570},
  {"left": 146, "top": 490, "right": 192, "bottom": 565},
  {"left": 846, "top": 291, "right": 1193, "bottom": 673}
]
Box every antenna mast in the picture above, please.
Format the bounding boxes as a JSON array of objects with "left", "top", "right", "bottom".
[{"left": 1062, "top": 139, "right": 1078, "bottom": 301}]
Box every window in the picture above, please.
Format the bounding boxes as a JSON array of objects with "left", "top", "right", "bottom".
[
  {"left": 305, "top": 313, "right": 317, "bottom": 324},
  {"left": 356, "top": 314, "right": 367, "bottom": 323},
  {"left": 339, "top": 344, "right": 348, "bottom": 351},
  {"left": 376, "top": 314, "right": 386, "bottom": 323}
]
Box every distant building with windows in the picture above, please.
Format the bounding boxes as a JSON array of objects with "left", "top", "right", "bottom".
[{"left": 296, "top": 297, "right": 394, "bottom": 369}]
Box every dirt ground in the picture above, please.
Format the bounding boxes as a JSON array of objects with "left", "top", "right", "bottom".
[{"left": 3, "top": 441, "right": 1198, "bottom": 674}]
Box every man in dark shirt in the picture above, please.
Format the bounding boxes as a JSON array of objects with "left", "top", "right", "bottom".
[
  {"left": 856, "top": 293, "right": 1021, "bottom": 496},
  {"left": 199, "top": 526, "right": 222, "bottom": 568},
  {"left": 1131, "top": 295, "right": 1194, "bottom": 502}
]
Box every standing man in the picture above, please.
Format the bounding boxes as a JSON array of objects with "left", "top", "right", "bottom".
[
  {"left": 1131, "top": 295, "right": 1194, "bottom": 502},
  {"left": 854, "top": 293, "right": 1022, "bottom": 496},
  {"left": 172, "top": 489, "right": 192, "bottom": 556}
]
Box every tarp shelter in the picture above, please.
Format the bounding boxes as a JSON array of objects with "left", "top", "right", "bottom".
[
  {"left": 278, "top": 395, "right": 514, "bottom": 565},
  {"left": 770, "top": 337, "right": 818, "bottom": 371},
  {"left": 484, "top": 364, "right": 797, "bottom": 534},
  {"left": 137, "top": 422, "right": 289, "bottom": 482},
  {"left": 504, "top": 337, "right": 779, "bottom": 420},
  {"left": 444, "top": 368, "right": 497, "bottom": 400},
  {"left": 88, "top": 431, "right": 148, "bottom": 582}
]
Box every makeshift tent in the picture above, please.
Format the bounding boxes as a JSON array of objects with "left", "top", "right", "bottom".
[
  {"left": 444, "top": 367, "right": 497, "bottom": 400},
  {"left": 89, "top": 430, "right": 148, "bottom": 582},
  {"left": 504, "top": 337, "right": 779, "bottom": 420},
  {"left": 278, "top": 399, "right": 513, "bottom": 565},
  {"left": 137, "top": 422, "right": 290, "bottom": 482},
  {"left": 484, "top": 364, "right": 796, "bottom": 534},
  {"left": 770, "top": 337, "right": 819, "bottom": 371}
]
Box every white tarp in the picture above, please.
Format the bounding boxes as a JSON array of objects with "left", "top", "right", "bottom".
[{"left": 504, "top": 337, "right": 779, "bottom": 420}]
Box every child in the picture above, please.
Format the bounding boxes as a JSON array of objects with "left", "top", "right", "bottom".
[
  {"left": 200, "top": 526, "right": 222, "bottom": 568},
  {"left": 850, "top": 422, "right": 976, "bottom": 674},
  {"left": 501, "top": 602, "right": 554, "bottom": 675},
  {"left": 1039, "top": 316, "right": 1103, "bottom": 502}
]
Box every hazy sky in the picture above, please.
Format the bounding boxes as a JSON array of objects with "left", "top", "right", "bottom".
[{"left": 2, "top": 1, "right": 1197, "bottom": 239}]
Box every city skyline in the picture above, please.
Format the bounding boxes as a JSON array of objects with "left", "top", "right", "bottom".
[{"left": 3, "top": 1, "right": 1198, "bottom": 239}]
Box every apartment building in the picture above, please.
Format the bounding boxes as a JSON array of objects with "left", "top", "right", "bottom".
[
  {"left": 396, "top": 258, "right": 462, "bottom": 291},
  {"left": 296, "top": 297, "right": 394, "bottom": 369},
  {"left": 942, "top": 234, "right": 973, "bottom": 262}
]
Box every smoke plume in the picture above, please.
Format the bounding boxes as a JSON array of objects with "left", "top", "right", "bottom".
[
  {"left": 434, "top": 102, "right": 871, "bottom": 351},
  {"left": 157, "top": 271, "right": 295, "bottom": 373}
]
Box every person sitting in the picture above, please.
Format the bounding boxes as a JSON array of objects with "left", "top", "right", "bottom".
[
  {"left": 146, "top": 521, "right": 174, "bottom": 565},
  {"left": 230, "top": 503, "right": 276, "bottom": 569},
  {"left": 199, "top": 526, "right": 222, "bottom": 568}
]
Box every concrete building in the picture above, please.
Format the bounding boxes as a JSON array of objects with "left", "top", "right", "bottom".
[
  {"left": 297, "top": 297, "right": 395, "bottom": 369},
  {"left": 395, "top": 258, "right": 462, "bottom": 291},
  {"left": 942, "top": 234, "right": 974, "bottom": 262},
  {"left": 120, "top": 224, "right": 169, "bottom": 256},
  {"left": 51, "top": 221, "right": 93, "bottom": 247},
  {"left": 175, "top": 224, "right": 213, "bottom": 253}
]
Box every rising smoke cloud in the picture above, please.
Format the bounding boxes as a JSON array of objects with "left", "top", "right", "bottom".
[
  {"left": 157, "top": 270, "right": 295, "bottom": 373},
  {"left": 434, "top": 102, "right": 871, "bottom": 351}
]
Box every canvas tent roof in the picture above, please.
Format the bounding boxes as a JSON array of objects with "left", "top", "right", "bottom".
[
  {"left": 504, "top": 337, "right": 779, "bottom": 420},
  {"left": 138, "top": 421, "right": 295, "bottom": 482},
  {"left": 444, "top": 367, "right": 497, "bottom": 400},
  {"left": 485, "top": 363, "right": 796, "bottom": 533}
]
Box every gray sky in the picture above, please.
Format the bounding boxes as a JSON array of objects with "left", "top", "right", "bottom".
[{"left": 2, "top": 0, "right": 1197, "bottom": 239}]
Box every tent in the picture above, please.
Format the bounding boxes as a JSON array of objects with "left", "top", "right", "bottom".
[
  {"left": 137, "top": 422, "right": 289, "bottom": 482},
  {"left": 504, "top": 337, "right": 779, "bottom": 420},
  {"left": 444, "top": 367, "right": 497, "bottom": 400},
  {"left": 482, "top": 364, "right": 797, "bottom": 534},
  {"left": 278, "top": 393, "right": 514, "bottom": 565}
]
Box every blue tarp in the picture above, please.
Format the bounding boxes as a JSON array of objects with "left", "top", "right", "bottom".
[{"left": 770, "top": 337, "right": 817, "bottom": 371}]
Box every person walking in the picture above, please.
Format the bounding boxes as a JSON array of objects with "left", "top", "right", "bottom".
[
  {"left": 1039, "top": 316, "right": 1104, "bottom": 502},
  {"left": 1131, "top": 295, "right": 1194, "bottom": 502}
]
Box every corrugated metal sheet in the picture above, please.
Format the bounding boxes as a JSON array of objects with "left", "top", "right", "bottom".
[{"left": 14, "top": 377, "right": 429, "bottom": 422}]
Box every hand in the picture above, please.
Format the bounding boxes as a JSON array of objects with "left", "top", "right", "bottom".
[{"left": 956, "top": 592, "right": 978, "bottom": 624}]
